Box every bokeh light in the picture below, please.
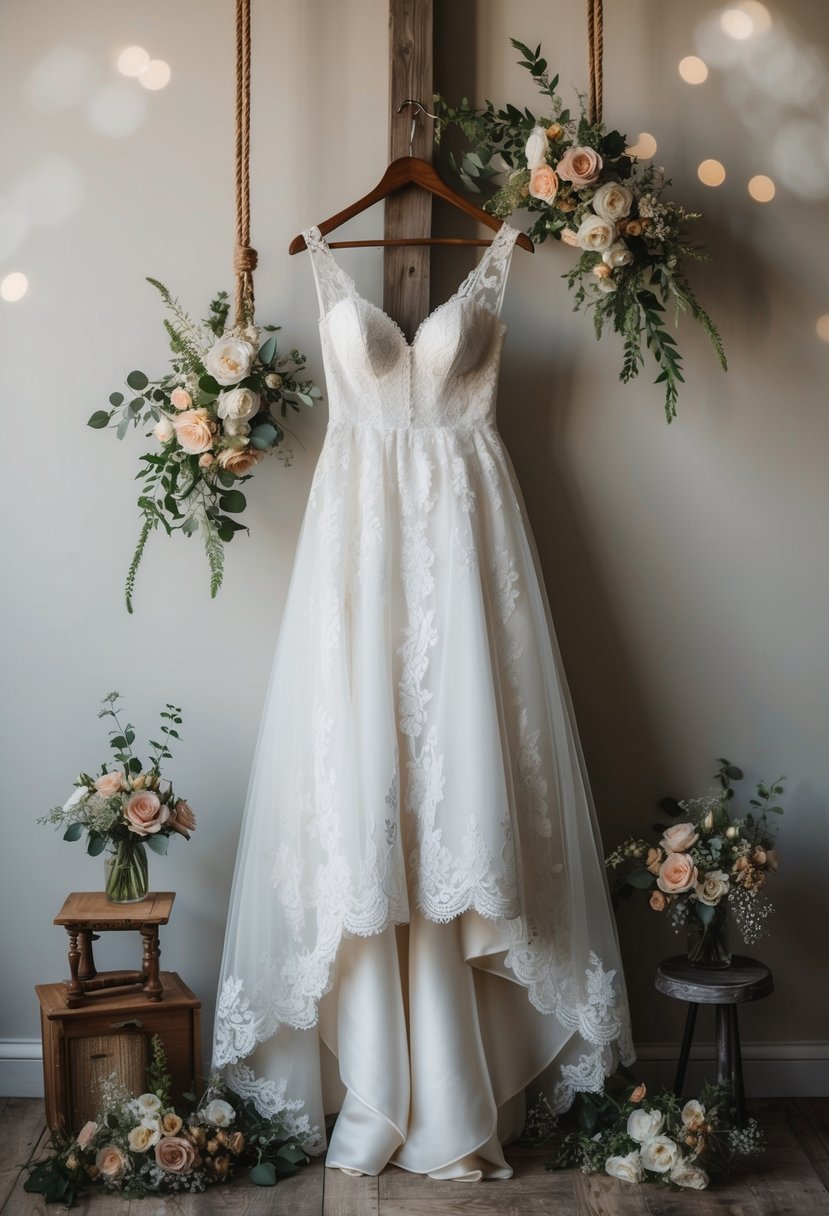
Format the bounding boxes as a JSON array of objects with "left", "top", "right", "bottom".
[
  {"left": 626, "top": 132, "right": 658, "bottom": 159},
  {"left": 721, "top": 8, "right": 755, "bottom": 39},
  {"left": 0, "top": 200, "right": 29, "bottom": 260},
  {"left": 139, "top": 60, "right": 172, "bottom": 91},
  {"left": 11, "top": 156, "right": 84, "bottom": 226},
  {"left": 679, "top": 56, "right": 709, "bottom": 84},
  {"left": 698, "top": 159, "right": 727, "bottom": 186},
  {"left": 1, "top": 273, "right": 29, "bottom": 303},
  {"left": 747, "top": 174, "right": 775, "bottom": 202},
  {"left": 86, "top": 79, "right": 147, "bottom": 136},
  {"left": 22, "top": 47, "right": 98, "bottom": 113},
  {"left": 739, "top": 1, "right": 772, "bottom": 34},
  {"left": 117, "top": 46, "right": 150, "bottom": 77},
  {"left": 816, "top": 315, "right": 829, "bottom": 343}
]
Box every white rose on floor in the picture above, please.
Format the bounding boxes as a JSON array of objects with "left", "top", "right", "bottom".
[
  {"left": 660, "top": 822, "right": 699, "bottom": 853},
  {"left": 627, "top": 1108, "right": 664, "bottom": 1143},
  {"left": 205, "top": 337, "right": 255, "bottom": 386},
  {"left": 217, "top": 387, "right": 260, "bottom": 422},
  {"left": 154, "top": 416, "right": 174, "bottom": 443},
  {"left": 696, "top": 870, "right": 730, "bottom": 906},
  {"left": 640, "top": 1135, "right": 679, "bottom": 1173},
  {"left": 577, "top": 214, "right": 615, "bottom": 252},
  {"left": 200, "top": 1098, "right": 235, "bottom": 1127},
  {"left": 592, "top": 181, "right": 633, "bottom": 223},
  {"left": 603, "top": 240, "right": 633, "bottom": 268},
  {"left": 223, "top": 416, "right": 251, "bottom": 438},
  {"left": 680, "top": 1099, "right": 706, "bottom": 1129},
  {"left": 525, "top": 125, "right": 550, "bottom": 170},
  {"left": 136, "top": 1093, "right": 162, "bottom": 1116},
  {"left": 670, "top": 1158, "right": 710, "bottom": 1189},
  {"left": 605, "top": 1150, "right": 644, "bottom": 1183}
]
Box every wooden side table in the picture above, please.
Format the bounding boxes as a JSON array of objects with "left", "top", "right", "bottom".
[
  {"left": 54, "top": 891, "right": 175, "bottom": 1006},
  {"left": 655, "top": 954, "right": 774, "bottom": 1126}
]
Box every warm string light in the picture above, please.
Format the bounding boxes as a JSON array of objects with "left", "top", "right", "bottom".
[
  {"left": 679, "top": 55, "right": 709, "bottom": 84},
  {"left": 626, "top": 132, "right": 657, "bottom": 159},
  {"left": 139, "top": 60, "right": 171, "bottom": 91},
  {"left": 116, "top": 44, "right": 171, "bottom": 90},
  {"left": 117, "top": 46, "right": 149, "bottom": 77},
  {"left": 816, "top": 315, "right": 829, "bottom": 343},
  {"left": 698, "top": 158, "right": 726, "bottom": 187},
  {"left": 748, "top": 174, "right": 775, "bottom": 202}
]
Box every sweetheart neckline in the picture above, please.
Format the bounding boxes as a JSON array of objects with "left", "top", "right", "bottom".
[{"left": 317, "top": 292, "right": 508, "bottom": 353}]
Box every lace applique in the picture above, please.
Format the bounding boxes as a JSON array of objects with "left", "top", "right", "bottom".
[
  {"left": 451, "top": 455, "right": 476, "bottom": 513},
  {"left": 224, "top": 1063, "right": 324, "bottom": 1150}
]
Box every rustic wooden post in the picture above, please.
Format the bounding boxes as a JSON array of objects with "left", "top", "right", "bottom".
[{"left": 384, "top": 0, "right": 434, "bottom": 338}]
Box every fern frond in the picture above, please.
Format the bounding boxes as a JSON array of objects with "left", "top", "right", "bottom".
[
  {"left": 125, "top": 515, "right": 154, "bottom": 614},
  {"left": 146, "top": 277, "right": 207, "bottom": 354},
  {"left": 201, "top": 514, "right": 225, "bottom": 598}
]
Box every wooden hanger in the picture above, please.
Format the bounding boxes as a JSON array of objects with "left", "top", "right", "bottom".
[{"left": 289, "top": 103, "right": 534, "bottom": 255}]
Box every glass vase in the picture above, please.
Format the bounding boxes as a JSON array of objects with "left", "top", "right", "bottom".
[
  {"left": 104, "top": 838, "right": 149, "bottom": 903},
  {"left": 687, "top": 901, "right": 731, "bottom": 968}
]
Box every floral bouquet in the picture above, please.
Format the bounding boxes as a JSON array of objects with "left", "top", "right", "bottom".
[
  {"left": 24, "top": 1037, "right": 311, "bottom": 1206},
  {"left": 39, "top": 692, "right": 196, "bottom": 903},
  {"left": 88, "top": 280, "right": 322, "bottom": 610},
  {"left": 527, "top": 1079, "right": 763, "bottom": 1190},
  {"left": 606, "top": 760, "right": 784, "bottom": 965},
  {"left": 434, "top": 39, "right": 727, "bottom": 421}
]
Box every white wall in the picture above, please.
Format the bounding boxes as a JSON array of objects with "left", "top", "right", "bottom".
[{"left": 1, "top": 0, "right": 828, "bottom": 1095}]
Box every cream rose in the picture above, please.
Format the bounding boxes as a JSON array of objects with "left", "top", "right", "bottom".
[
  {"left": 659, "top": 822, "right": 699, "bottom": 853},
  {"left": 525, "top": 126, "right": 550, "bottom": 170},
  {"left": 199, "top": 452, "right": 214, "bottom": 468},
  {"left": 646, "top": 847, "right": 662, "bottom": 874},
  {"left": 124, "top": 791, "right": 170, "bottom": 836},
  {"left": 95, "top": 1145, "right": 126, "bottom": 1178},
  {"left": 627, "top": 1108, "right": 664, "bottom": 1143},
  {"left": 576, "top": 214, "right": 615, "bottom": 252},
  {"left": 173, "top": 408, "right": 213, "bottom": 454},
  {"left": 216, "top": 386, "right": 260, "bottom": 423},
  {"left": 94, "top": 771, "right": 124, "bottom": 797},
  {"left": 592, "top": 181, "right": 633, "bottom": 223},
  {"left": 528, "top": 164, "right": 559, "bottom": 204},
  {"left": 154, "top": 416, "right": 174, "bottom": 443},
  {"left": 265, "top": 372, "right": 283, "bottom": 389},
  {"left": 670, "top": 1158, "right": 709, "bottom": 1189},
  {"left": 155, "top": 1136, "right": 198, "bottom": 1173},
  {"left": 603, "top": 240, "right": 633, "bottom": 268},
  {"left": 605, "top": 1150, "right": 643, "bottom": 1183},
  {"left": 161, "top": 1112, "right": 183, "bottom": 1136},
  {"left": 657, "top": 852, "right": 698, "bottom": 894},
  {"left": 680, "top": 1099, "right": 706, "bottom": 1129},
  {"left": 170, "top": 386, "right": 192, "bottom": 410},
  {"left": 136, "top": 1092, "right": 162, "bottom": 1116},
  {"left": 128, "top": 1122, "right": 161, "bottom": 1152},
  {"left": 76, "top": 1121, "right": 97, "bottom": 1150},
  {"left": 695, "top": 869, "right": 730, "bottom": 906},
  {"left": 223, "top": 416, "right": 251, "bottom": 438},
  {"left": 200, "top": 1098, "right": 236, "bottom": 1127},
  {"left": 217, "top": 447, "right": 264, "bottom": 476},
  {"left": 205, "top": 337, "right": 255, "bottom": 386},
  {"left": 556, "top": 145, "right": 603, "bottom": 187},
  {"left": 640, "top": 1135, "right": 679, "bottom": 1173}
]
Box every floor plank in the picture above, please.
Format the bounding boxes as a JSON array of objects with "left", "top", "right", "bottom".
[
  {"left": 323, "top": 1164, "right": 379, "bottom": 1216},
  {"left": 575, "top": 1170, "right": 654, "bottom": 1216},
  {"left": 0, "top": 1099, "right": 48, "bottom": 1213},
  {"left": 743, "top": 1101, "right": 829, "bottom": 1214}
]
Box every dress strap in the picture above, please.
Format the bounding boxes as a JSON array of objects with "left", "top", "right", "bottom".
[
  {"left": 302, "top": 225, "right": 355, "bottom": 318},
  {"left": 463, "top": 222, "right": 521, "bottom": 318}
]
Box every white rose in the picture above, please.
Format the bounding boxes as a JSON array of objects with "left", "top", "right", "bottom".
[
  {"left": 680, "top": 1099, "right": 706, "bottom": 1129},
  {"left": 660, "top": 822, "right": 699, "bottom": 853},
  {"left": 525, "top": 125, "right": 550, "bottom": 170},
  {"left": 205, "top": 337, "right": 255, "bottom": 386},
  {"left": 127, "top": 1120, "right": 161, "bottom": 1152},
  {"left": 216, "top": 387, "right": 260, "bottom": 422},
  {"left": 669, "top": 1158, "right": 710, "bottom": 1189},
  {"left": 136, "top": 1092, "right": 162, "bottom": 1116},
  {"left": 62, "top": 787, "right": 88, "bottom": 814},
  {"left": 640, "top": 1135, "right": 679, "bottom": 1173},
  {"left": 265, "top": 373, "right": 282, "bottom": 389},
  {"left": 223, "top": 416, "right": 251, "bottom": 438},
  {"left": 154, "top": 416, "right": 174, "bottom": 443},
  {"left": 592, "top": 181, "right": 633, "bottom": 223},
  {"left": 200, "top": 1098, "right": 235, "bottom": 1127},
  {"left": 602, "top": 240, "right": 633, "bottom": 268},
  {"left": 695, "top": 870, "right": 730, "bottom": 906},
  {"left": 627, "top": 1108, "right": 664, "bottom": 1143},
  {"left": 605, "top": 1150, "right": 644, "bottom": 1183},
  {"left": 577, "top": 214, "right": 615, "bottom": 252}
]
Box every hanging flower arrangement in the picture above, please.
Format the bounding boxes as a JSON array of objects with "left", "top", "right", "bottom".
[{"left": 434, "top": 39, "right": 727, "bottom": 421}]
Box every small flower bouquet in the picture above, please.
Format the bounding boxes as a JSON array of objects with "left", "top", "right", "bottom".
[
  {"left": 39, "top": 692, "right": 196, "bottom": 903},
  {"left": 434, "top": 39, "right": 727, "bottom": 421},
  {"left": 606, "top": 759, "right": 784, "bottom": 965},
  {"left": 527, "top": 1079, "right": 763, "bottom": 1190},
  {"left": 88, "top": 280, "right": 322, "bottom": 610},
  {"left": 24, "top": 1037, "right": 312, "bottom": 1206}
]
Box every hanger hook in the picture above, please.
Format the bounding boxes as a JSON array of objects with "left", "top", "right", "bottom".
[{"left": 396, "top": 98, "right": 439, "bottom": 156}]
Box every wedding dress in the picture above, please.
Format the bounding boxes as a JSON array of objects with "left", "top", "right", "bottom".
[{"left": 211, "top": 219, "right": 635, "bottom": 1180}]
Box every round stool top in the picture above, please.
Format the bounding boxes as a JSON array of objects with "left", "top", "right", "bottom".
[{"left": 655, "top": 955, "right": 774, "bottom": 1005}]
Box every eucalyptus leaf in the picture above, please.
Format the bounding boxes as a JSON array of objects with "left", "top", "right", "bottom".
[
  {"left": 626, "top": 868, "right": 655, "bottom": 889},
  {"left": 146, "top": 833, "right": 168, "bottom": 856},
  {"left": 109, "top": 392, "right": 124, "bottom": 407},
  {"left": 251, "top": 423, "right": 278, "bottom": 450},
  {"left": 248, "top": 1162, "right": 277, "bottom": 1187},
  {"left": 258, "top": 335, "right": 278, "bottom": 366},
  {"left": 87, "top": 410, "right": 112, "bottom": 429},
  {"left": 695, "top": 901, "right": 715, "bottom": 925},
  {"left": 219, "top": 490, "right": 247, "bottom": 513},
  {"left": 63, "top": 823, "right": 84, "bottom": 842},
  {"left": 127, "top": 370, "right": 149, "bottom": 391},
  {"left": 87, "top": 834, "right": 107, "bottom": 857}
]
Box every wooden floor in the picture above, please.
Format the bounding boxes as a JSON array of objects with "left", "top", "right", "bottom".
[{"left": 2, "top": 1098, "right": 828, "bottom": 1214}]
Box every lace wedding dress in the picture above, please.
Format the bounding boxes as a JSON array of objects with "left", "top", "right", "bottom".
[{"left": 211, "top": 220, "right": 635, "bottom": 1180}]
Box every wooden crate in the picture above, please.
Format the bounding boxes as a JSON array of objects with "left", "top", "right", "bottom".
[{"left": 36, "top": 971, "right": 202, "bottom": 1136}]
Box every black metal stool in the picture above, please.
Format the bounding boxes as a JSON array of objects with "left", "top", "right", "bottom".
[{"left": 655, "top": 955, "right": 774, "bottom": 1126}]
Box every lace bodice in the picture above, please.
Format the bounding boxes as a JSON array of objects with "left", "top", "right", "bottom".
[{"left": 302, "top": 222, "right": 520, "bottom": 432}]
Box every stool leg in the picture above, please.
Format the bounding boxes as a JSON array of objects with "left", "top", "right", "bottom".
[
  {"left": 729, "top": 1004, "right": 746, "bottom": 1127},
  {"left": 716, "top": 1004, "right": 730, "bottom": 1088},
  {"left": 674, "top": 1003, "right": 698, "bottom": 1097},
  {"left": 141, "top": 927, "right": 162, "bottom": 1001},
  {"left": 66, "top": 928, "right": 84, "bottom": 1003}
]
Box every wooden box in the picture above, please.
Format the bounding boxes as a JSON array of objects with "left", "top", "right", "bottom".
[{"left": 36, "top": 971, "right": 202, "bottom": 1136}]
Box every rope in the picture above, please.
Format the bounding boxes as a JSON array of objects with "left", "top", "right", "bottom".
[
  {"left": 587, "top": 0, "right": 604, "bottom": 127},
  {"left": 234, "top": 0, "right": 257, "bottom": 326}
]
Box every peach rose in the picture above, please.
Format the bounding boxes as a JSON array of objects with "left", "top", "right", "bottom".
[
  {"left": 657, "top": 852, "right": 698, "bottom": 894},
  {"left": 217, "top": 447, "right": 264, "bottom": 476},
  {"left": 76, "top": 1121, "right": 97, "bottom": 1150},
  {"left": 649, "top": 890, "right": 668, "bottom": 911},
  {"left": 155, "top": 1136, "right": 197, "bottom": 1174},
  {"left": 528, "top": 164, "right": 559, "bottom": 204},
  {"left": 660, "top": 822, "right": 699, "bottom": 853},
  {"left": 95, "top": 1145, "right": 126, "bottom": 1178},
  {"left": 95, "top": 771, "right": 124, "bottom": 797},
  {"left": 556, "top": 145, "right": 603, "bottom": 187},
  {"left": 198, "top": 452, "right": 214, "bottom": 467},
  {"left": 560, "top": 227, "right": 580, "bottom": 247},
  {"left": 170, "top": 387, "right": 192, "bottom": 410},
  {"left": 646, "top": 847, "right": 662, "bottom": 875},
  {"left": 593, "top": 263, "right": 612, "bottom": 279},
  {"left": 546, "top": 122, "right": 563, "bottom": 140},
  {"left": 630, "top": 1083, "right": 647, "bottom": 1103},
  {"left": 124, "top": 790, "right": 170, "bottom": 836},
  {"left": 173, "top": 408, "right": 213, "bottom": 454},
  {"left": 169, "top": 799, "right": 197, "bottom": 839},
  {"left": 161, "top": 1112, "right": 183, "bottom": 1136},
  {"left": 623, "top": 219, "right": 644, "bottom": 237}
]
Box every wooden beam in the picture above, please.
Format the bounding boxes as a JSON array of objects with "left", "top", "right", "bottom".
[{"left": 384, "top": 0, "right": 433, "bottom": 338}]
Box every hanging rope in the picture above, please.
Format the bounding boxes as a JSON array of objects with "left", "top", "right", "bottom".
[
  {"left": 586, "top": 0, "right": 604, "bottom": 127},
  {"left": 234, "top": 0, "right": 257, "bottom": 326}
]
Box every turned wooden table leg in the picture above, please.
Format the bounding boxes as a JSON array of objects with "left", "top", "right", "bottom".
[
  {"left": 141, "top": 926, "right": 162, "bottom": 1000},
  {"left": 65, "top": 927, "right": 84, "bottom": 1004},
  {"left": 78, "top": 931, "right": 97, "bottom": 982}
]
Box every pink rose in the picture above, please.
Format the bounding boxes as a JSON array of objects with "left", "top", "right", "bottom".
[
  {"left": 169, "top": 799, "right": 197, "bottom": 839},
  {"left": 556, "top": 145, "right": 603, "bottom": 187},
  {"left": 124, "top": 790, "right": 170, "bottom": 836},
  {"left": 95, "top": 1145, "right": 126, "bottom": 1178},
  {"left": 217, "top": 447, "right": 264, "bottom": 476},
  {"left": 77, "top": 1120, "right": 97, "bottom": 1149},
  {"left": 170, "top": 387, "right": 192, "bottom": 410},
  {"left": 560, "top": 227, "right": 581, "bottom": 247},
  {"left": 94, "top": 771, "right": 124, "bottom": 797},
  {"left": 646, "top": 847, "right": 662, "bottom": 874},
  {"left": 155, "top": 1136, "right": 198, "bottom": 1173},
  {"left": 528, "top": 164, "right": 559, "bottom": 204},
  {"left": 657, "top": 852, "right": 698, "bottom": 894},
  {"left": 173, "top": 408, "right": 214, "bottom": 454},
  {"left": 660, "top": 823, "right": 699, "bottom": 853}
]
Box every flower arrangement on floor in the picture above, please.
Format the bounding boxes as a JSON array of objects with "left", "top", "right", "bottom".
[
  {"left": 606, "top": 759, "right": 784, "bottom": 965},
  {"left": 434, "top": 39, "right": 727, "bottom": 421},
  {"left": 38, "top": 692, "right": 196, "bottom": 903},
  {"left": 88, "top": 280, "right": 322, "bottom": 610},
  {"left": 526, "top": 1078, "right": 763, "bottom": 1191},
  {"left": 24, "top": 1037, "right": 312, "bottom": 1206}
]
